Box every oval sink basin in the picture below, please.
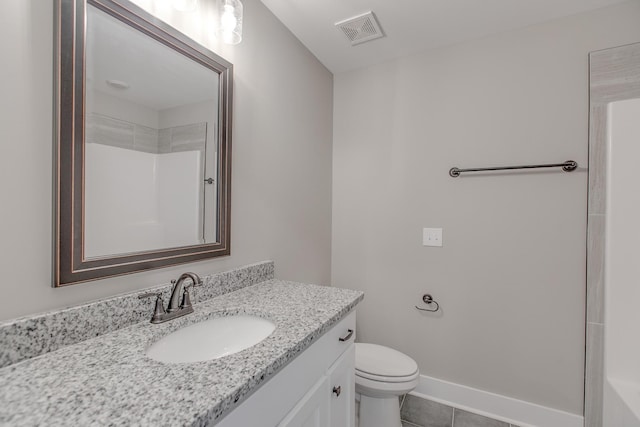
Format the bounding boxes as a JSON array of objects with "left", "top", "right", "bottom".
[{"left": 146, "top": 315, "right": 276, "bottom": 363}]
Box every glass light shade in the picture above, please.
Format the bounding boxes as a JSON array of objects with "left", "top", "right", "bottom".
[
  {"left": 172, "top": 0, "right": 198, "bottom": 12},
  {"left": 217, "top": 0, "right": 243, "bottom": 45}
]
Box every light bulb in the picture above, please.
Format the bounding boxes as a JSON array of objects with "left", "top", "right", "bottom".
[
  {"left": 221, "top": 5, "right": 237, "bottom": 30},
  {"left": 217, "top": 0, "right": 243, "bottom": 45}
]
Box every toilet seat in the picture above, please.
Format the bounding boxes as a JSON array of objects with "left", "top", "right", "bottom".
[
  {"left": 355, "top": 343, "right": 419, "bottom": 384},
  {"left": 356, "top": 369, "right": 420, "bottom": 384}
]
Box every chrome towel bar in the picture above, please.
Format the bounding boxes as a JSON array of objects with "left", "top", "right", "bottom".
[{"left": 449, "top": 160, "right": 578, "bottom": 177}]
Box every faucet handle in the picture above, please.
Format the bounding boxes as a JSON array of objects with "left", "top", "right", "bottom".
[
  {"left": 181, "top": 287, "right": 194, "bottom": 310},
  {"left": 138, "top": 292, "right": 166, "bottom": 323},
  {"left": 181, "top": 279, "right": 203, "bottom": 309}
]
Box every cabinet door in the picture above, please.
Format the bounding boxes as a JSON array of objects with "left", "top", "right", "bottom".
[
  {"left": 328, "top": 344, "right": 355, "bottom": 427},
  {"left": 278, "top": 376, "right": 329, "bottom": 427}
]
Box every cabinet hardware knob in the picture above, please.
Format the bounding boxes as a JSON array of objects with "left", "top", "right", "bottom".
[
  {"left": 332, "top": 386, "right": 341, "bottom": 397},
  {"left": 338, "top": 329, "right": 354, "bottom": 342}
]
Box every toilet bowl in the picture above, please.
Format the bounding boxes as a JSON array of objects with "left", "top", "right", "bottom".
[{"left": 355, "top": 343, "right": 419, "bottom": 427}]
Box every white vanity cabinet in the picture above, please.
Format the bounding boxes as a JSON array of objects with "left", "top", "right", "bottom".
[
  {"left": 216, "top": 311, "right": 356, "bottom": 427},
  {"left": 279, "top": 343, "right": 355, "bottom": 427}
]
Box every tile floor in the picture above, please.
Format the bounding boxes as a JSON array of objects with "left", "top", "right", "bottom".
[{"left": 400, "top": 394, "right": 520, "bottom": 427}]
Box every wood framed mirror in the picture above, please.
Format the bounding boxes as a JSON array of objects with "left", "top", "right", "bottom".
[{"left": 54, "top": 0, "right": 232, "bottom": 286}]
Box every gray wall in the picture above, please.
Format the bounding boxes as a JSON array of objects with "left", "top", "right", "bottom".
[
  {"left": 332, "top": 1, "right": 640, "bottom": 416},
  {"left": 0, "top": 0, "right": 333, "bottom": 321}
]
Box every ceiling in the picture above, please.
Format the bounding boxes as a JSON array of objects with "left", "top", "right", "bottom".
[
  {"left": 260, "top": 0, "right": 630, "bottom": 73},
  {"left": 87, "top": 4, "right": 218, "bottom": 111}
]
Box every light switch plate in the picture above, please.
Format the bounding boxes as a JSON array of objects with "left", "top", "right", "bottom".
[{"left": 423, "top": 228, "right": 443, "bottom": 247}]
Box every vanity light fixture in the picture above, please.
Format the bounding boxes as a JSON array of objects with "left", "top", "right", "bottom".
[
  {"left": 217, "top": 0, "right": 243, "bottom": 45},
  {"left": 172, "top": 0, "right": 198, "bottom": 12}
]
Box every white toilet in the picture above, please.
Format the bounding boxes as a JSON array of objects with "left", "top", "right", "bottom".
[{"left": 355, "top": 343, "right": 420, "bottom": 427}]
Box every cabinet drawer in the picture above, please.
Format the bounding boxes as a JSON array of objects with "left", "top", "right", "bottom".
[{"left": 323, "top": 311, "right": 356, "bottom": 367}]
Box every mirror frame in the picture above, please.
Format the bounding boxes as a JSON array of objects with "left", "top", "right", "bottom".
[{"left": 54, "top": 0, "right": 233, "bottom": 286}]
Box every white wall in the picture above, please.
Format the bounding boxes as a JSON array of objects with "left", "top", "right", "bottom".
[
  {"left": 85, "top": 144, "right": 201, "bottom": 256},
  {"left": 90, "top": 90, "right": 160, "bottom": 129},
  {"left": 159, "top": 99, "right": 218, "bottom": 130},
  {"left": 159, "top": 100, "right": 219, "bottom": 243},
  {"left": 157, "top": 149, "right": 202, "bottom": 248},
  {"left": 606, "top": 98, "right": 640, "bottom": 385},
  {"left": 332, "top": 1, "right": 640, "bottom": 416},
  {"left": 604, "top": 97, "right": 640, "bottom": 427},
  {"left": 159, "top": 98, "right": 218, "bottom": 242},
  {"left": 0, "top": 0, "right": 333, "bottom": 321}
]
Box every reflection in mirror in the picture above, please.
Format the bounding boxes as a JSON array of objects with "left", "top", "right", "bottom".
[
  {"left": 84, "top": 4, "right": 219, "bottom": 257},
  {"left": 54, "top": 0, "right": 232, "bottom": 286}
]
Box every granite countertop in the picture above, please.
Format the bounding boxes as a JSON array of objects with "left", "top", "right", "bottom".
[{"left": 0, "top": 280, "right": 363, "bottom": 426}]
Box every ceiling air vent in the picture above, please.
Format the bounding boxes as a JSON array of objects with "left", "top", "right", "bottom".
[{"left": 335, "top": 11, "right": 385, "bottom": 46}]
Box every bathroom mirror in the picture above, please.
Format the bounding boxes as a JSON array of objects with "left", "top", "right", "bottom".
[{"left": 54, "top": 0, "right": 232, "bottom": 286}]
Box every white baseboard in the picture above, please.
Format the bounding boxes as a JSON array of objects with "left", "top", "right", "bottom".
[{"left": 411, "top": 375, "right": 583, "bottom": 427}]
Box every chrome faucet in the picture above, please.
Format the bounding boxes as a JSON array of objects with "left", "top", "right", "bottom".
[
  {"left": 139, "top": 272, "right": 202, "bottom": 324},
  {"left": 167, "top": 272, "right": 202, "bottom": 312}
]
